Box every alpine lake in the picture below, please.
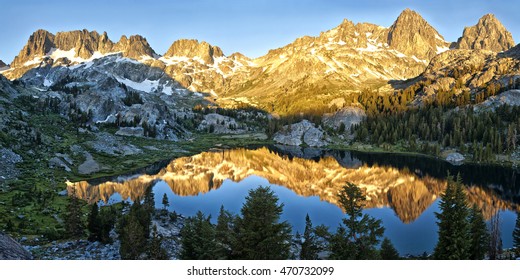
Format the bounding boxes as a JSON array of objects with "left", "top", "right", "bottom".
[{"left": 67, "top": 145, "right": 520, "bottom": 255}]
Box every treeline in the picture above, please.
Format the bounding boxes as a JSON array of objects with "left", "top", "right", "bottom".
[
  {"left": 353, "top": 104, "right": 520, "bottom": 160},
  {"left": 179, "top": 184, "right": 392, "bottom": 260},
  {"left": 31, "top": 181, "right": 520, "bottom": 260}
]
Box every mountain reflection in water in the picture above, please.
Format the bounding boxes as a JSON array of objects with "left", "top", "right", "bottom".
[
  {"left": 67, "top": 146, "right": 519, "bottom": 253},
  {"left": 68, "top": 146, "right": 518, "bottom": 221}
]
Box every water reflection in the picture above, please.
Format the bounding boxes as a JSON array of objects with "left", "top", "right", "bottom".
[
  {"left": 67, "top": 146, "right": 520, "bottom": 253},
  {"left": 68, "top": 147, "right": 518, "bottom": 223}
]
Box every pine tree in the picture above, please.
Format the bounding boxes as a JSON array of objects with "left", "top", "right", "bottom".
[
  {"left": 98, "top": 206, "right": 117, "bottom": 244},
  {"left": 215, "top": 205, "right": 236, "bottom": 259},
  {"left": 433, "top": 174, "right": 470, "bottom": 260},
  {"left": 87, "top": 202, "right": 101, "bottom": 242},
  {"left": 119, "top": 214, "right": 147, "bottom": 259},
  {"left": 513, "top": 212, "right": 520, "bottom": 256},
  {"left": 329, "top": 182, "right": 384, "bottom": 260},
  {"left": 162, "top": 193, "right": 170, "bottom": 210},
  {"left": 468, "top": 204, "right": 489, "bottom": 260},
  {"left": 234, "top": 186, "right": 292, "bottom": 259},
  {"left": 180, "top": 211, "right": 218, "bottom": 259},
  {"left": 148, "top": 225, "right": 169, "bottom": 260},
  {"left": 118, "top": 200, "right": 150, "bottom": 259},
  {"left": 64, "top": 188, "right": 85, "bottom": 238},
  {"left": 300, "top": 214, "right": 319, "bottom": 260},
  {"left": 380, "top": 237, "right": 400, "bottom": 260}
]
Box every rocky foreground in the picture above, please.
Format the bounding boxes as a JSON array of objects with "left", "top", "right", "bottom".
[{"left": 25, "top": 210, "right": 185, "bottom": 260}]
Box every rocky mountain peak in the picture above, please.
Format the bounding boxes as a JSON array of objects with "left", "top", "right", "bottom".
[
  {"left": 114, "top": 34, "right": 157, "bottom": 60},
  {"left": 387, "top": 9, "right": 448, "bottom": 60},
  {"left": 53, "top": 29, "right": 113, "bottom": 59},
  {"left": 11, "top": 29, "right": 55, "bottom": 67},
  {"left": 455, "top": 14, "right": 515, "bottom": 52},
  {"left": 0, "top": 60, "right": 6, "bottom": 68},
  {"left": 164, "top": 39, "right": 224, "bottom": 64}
]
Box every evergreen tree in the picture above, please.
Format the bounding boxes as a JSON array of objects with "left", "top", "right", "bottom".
[
  {"left": 119, "top": 214, "right": 147, "bottom": 259},
  {"left": 118, "top": 200, "right": 150, "bottom": 259},
  {"left": 329, "top": 182, "right": 384, "bottom": 259},
  {"left": 98, "top": 206, "right": 117, "bottom": 244},
  {"left": 162, "top": 193, "right": 169, "bottom": 210},
  {"left": 380, "top": 237, "right": 400, "bottom": 260},
  {"left": 468, "top": 204, "right": 489, "bottom": 260},
  {"left": 513, "top": 212, "right": 520, "bottom": 256},
  {"left": 180, "top": 211, "right": 218, "bottom": 259},
  {"left": 87, "top": 202, "right": 101, "bottom": 242},
  {"left": 64, "top": 188, "right": 85, "bottom": 238},
  {"left": 234, "top": 186, "right": 292, "bottom": 259},
  {"left": 300, "top": 214, "right": 319, "bottom": 260},
  {"left": 148, "top": 225, "right": 169, "bottom": 260},
  {"left": 433, "top": 174, "right": 471, "bottom": 260},
  {"left": 215, "top": 205, "right": 236, "bottom": 259}
]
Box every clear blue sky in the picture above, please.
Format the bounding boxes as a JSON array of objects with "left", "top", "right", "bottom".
[{"left": 0, "top": 0, "right": 517, "bottom": 63}]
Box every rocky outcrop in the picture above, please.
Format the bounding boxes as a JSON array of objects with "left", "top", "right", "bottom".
[
  {"left": 475, "top": 90, "right": 520, "bottom": 111},
  {"left": 197, "top": 113, "right": 245, "bottom": 134},
  {"left": 273, "top": 120, "right": 328, "bottom": 147},
  {"left": 455, "top": 14, "right": 515, "bottom": 52},
  {"left": 114, "top": 35, "right": 157, "bottom": 60},
  {"left": 53, "top": 29, "right": 113, "bottom": 59},
  {"left": 0, "top": 148, "right": 22, "bottom": 182},
  {"left": 407, "top": 44, "right": 520, "bottom": 103},
  {"left": 164, "top": 39, "right": 224, "bottom": 64},
  {"left": 386, "top": 9, "right": 449, "bottom": 60},
  {"left": 11, "top": 29, "right": 55, "bottom": 68},
  {"left": 446, "top": 152, "right": 465, "bottom": 165},
  {"left": 322, "top": 107, "right": 366, "bottom": 132},
  {"left": 0, "top": 232, "right": 32, "bottom": 260}
]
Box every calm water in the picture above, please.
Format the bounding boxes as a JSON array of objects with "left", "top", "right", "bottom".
[{"left": 69, "top": 146, "right": 520, "bottom": 255}]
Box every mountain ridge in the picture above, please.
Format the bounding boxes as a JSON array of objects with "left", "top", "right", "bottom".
[{"left": 1, "top": 9, "right": 517, "bottom": 115}]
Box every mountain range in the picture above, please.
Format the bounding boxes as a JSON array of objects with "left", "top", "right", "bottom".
[{"left": 0, "top": 9, "right": 518, "bottom": 116}]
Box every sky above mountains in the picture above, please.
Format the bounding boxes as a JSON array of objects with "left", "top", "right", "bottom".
[{"left": 0, "top": 0, "right": 518, "bottom": 63}]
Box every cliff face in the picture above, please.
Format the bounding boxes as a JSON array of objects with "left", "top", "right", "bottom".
[
  {"left": 455, "top": 14, "right": 515, "bottom": 52},
  {"left": 164, "top": 39, "right": 224, "bottom": 64},
  {"left": 386, "top": 8, "right": 449, "bottom": 60}
]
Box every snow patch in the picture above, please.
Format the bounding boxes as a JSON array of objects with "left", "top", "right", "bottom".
[
  {"left": 436, "top": 45, "right": 449, "bottom": 54},
  {"left": 115, "top": 76, "right": 162, "bottom": 93},
  {"left": 23, "top": 56, "right": 43, "bottom": 66}
]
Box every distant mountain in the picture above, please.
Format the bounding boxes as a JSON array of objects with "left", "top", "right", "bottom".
[
  {"left": 2, "top": 9, "right": 517, "bottom": 115},
  {"left": 455, "top": 14, "right": 515, "bottom": 52},
  {"left": 216, "top": 9, "right": 450, "bottom": 114},
  {"left": 0, "top": 60, "right": 6, "bottom": 68},
  {"left": 5, "top": 29, "right": 158, "bottom": 79}
]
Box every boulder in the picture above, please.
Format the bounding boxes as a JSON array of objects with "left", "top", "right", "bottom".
[
  {"left": 0, "top": 233, "right": 32, "bottom": 260},
  {"left": 446, "top": 152, "right": 465, "bottom": 165},
  {"left": 273, "top": 120, "right": 328, "bottom": 147}
]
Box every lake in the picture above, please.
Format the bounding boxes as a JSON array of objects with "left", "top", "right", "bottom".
[{"left": 67, "top": 145, "right": 520, "bottom": 255}]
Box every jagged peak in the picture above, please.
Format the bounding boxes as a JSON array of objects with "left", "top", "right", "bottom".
[
  {"left": 455, "top": 13, "right": 514, "bottom": 52},
  {"left": 395, "top": 8, "right": 425, "bottom": 22},
  {"left": 386, "top": 8, "right": 447, "bottom": 59},
  {"left": 164, "top": 39, "right": 224, "bottom": 64},
  {"left": 114, "top": 34, "right": 157, "bottom": 59}
]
